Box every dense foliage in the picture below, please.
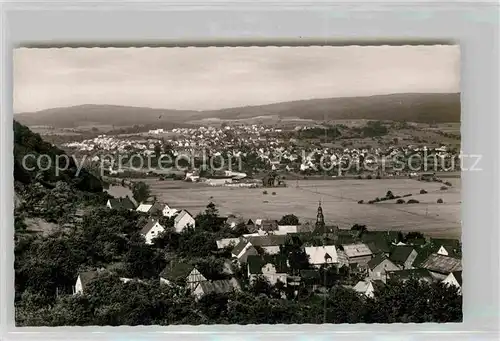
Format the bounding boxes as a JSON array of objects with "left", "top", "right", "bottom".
[
  {"left": 16, "top": 273, "right": 462, "bottom": 326},
  {"left": 14, "top": 120, "right": 103, "bottom": 192}
]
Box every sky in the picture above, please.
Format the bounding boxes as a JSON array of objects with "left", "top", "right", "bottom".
[{"left": 13, "top": 45, "right": 460, "bottom": 113}]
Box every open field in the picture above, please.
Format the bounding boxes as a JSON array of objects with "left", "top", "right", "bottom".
[{"left": 138, "top": 178, "right": 461, "bottom": 239}]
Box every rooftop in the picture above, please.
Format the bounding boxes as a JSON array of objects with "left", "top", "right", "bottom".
[
  {"left": 342, "top": 243, "right": 373, "bottom": 258},
  {"left": 420, "top": 253, "right": 462, "bottom": 274}
]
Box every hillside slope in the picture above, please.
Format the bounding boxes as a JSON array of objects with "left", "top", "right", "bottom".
[
  {"left": 14, "top": 93, "right": 460, "bottom": 128},
  {"left": 13, "top": 120, "right": 102, "bottom": 192},
  {"left": 15, "top": 104, "right": 198, "bottom": 128},
  {"left": 198, "top": 93, "right": 460, "bottom": 123}
]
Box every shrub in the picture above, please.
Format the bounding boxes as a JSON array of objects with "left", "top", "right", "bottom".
[
  {"left": 272, "top": 192, "right": 277, "bottom": 195},
  {"left": 420, "top": 189, "right": 428, "bottom": 194},
  {"left": 263, "top": 190, "right": 268, "bottom": 195},
  {"left": 445, "top": 181, "right": 452, "bottom": 186},
  {"left": 375, "top": 197, "right": 380, "bottom": 202},
  {"left": 358, "top": 200, "right": 364, "bottom": 204},
  {"left": 368, "top": 200, "right": 374, "bottom": 204},
  {"left": 440, "top": 186, "right": 448, "bottom": 190},
  {"left": 407, "top": 199, "right": 420, "bottom": 204},
  {"left": 396, "top": 199, "right": 405, "bottom": 204},
  {"left": 437, "top": 198, "right": 444, "bottom": 203},
  {"left": 403, "top": 194, "right": 412, "bottom": 197},
  {"left": 357, "top": 175, "right": 362, "bottom": 179},
  {"left": 366, "top": 175, "right": 373, "bottom": 180},
  {"left": 376, "top": 175, "right": 381, "bottom": 179}
]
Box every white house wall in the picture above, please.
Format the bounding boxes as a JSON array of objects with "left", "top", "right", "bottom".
[
  {"left": 145, "top": 222, "right": 165, "bottom": 244},
  {"left": 175, "top": 214, "right": 195, "bottom": 233}
]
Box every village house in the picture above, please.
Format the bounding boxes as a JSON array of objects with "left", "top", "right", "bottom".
[
  {"left": 389, "top": 246, "right": 418, "bottom": 270},
  {"left": 174, "top": 210, "right": 195, "bottom": 233},
  {"left": 216, "top": 237, "right": 240, "bottom": 249},
  {"left": 106, "top": 197, "right": 136, "bottom": 211},
  {"left": 136, "top": 202, "right": 163, "bottom": 215},
  {"left": 226, "top": 216, "right": 245, "bottom": 229},
  {"left": 73, "top": 270, "right": 100, "bottom": 295},
  {"left": 342, "top": 243, "right": 373, "bottom": 266},
  {"left": 437, "top": 245, "right": 458, "bottom": 257},
  {"left": 140, "top": 219, "right": 166, "bottom": 245},
  {"left": 73, "top": 269, "right": 136, "bottom": 295},
  {"left": 361, "top": 231, "right": 393, "bottom": 256},
  {"left": 192, "top": 278, "right": 241, "bottom": 300},
  {"left": 304, "top": 245, "right": 339, "bottom": 268},
  {"left": 259, "top": 219, "right": 279, "bottom": 233},
  {"left": 336, "top": 249, "right": 350, "bottom": 268},
  {"left": 442, "top": 270, "right": 462, "bottom": 294},
  {"left": 162, "top": 203, "right": 179, "bottom": 218},
  {"left": 247, "top": 254, "right": 288, "bottom": 286},
  {"left": 231, "top": 239, "right": 259, "bottom": 264},
  {"left": 386, "top": 268, "right": 434, "bottom": 284},
  {"left": 206, "top": 176, "right": 233, "bottom": 186},
  {"left": 246, "top": 235, "right": 287, "bottom": 255},
  {"left": 419, "top": 253, "right": 462, "bottom": 280},
  {"left": 367, "top": 254, "right": 400, "bottom": 283},
  {"left": 352, "top": 279, "right": 385, "bottom": 298},
  {"left": 159, "top": 263, "right": 207, "bottom": 290},
  {"left": 432, "top": 238, "right": 461, "bottom": 258},
  {"left": 274, "top": 225, "right": 299, "bottom": 235}
]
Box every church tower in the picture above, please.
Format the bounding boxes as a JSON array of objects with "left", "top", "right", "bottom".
[{"left": 315, "top": 200, "right": 325, "bottom": 231}]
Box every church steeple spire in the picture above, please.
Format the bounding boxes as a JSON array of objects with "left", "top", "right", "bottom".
[{"left": 316, "top": 200, "right": 325, "bottom": 230}]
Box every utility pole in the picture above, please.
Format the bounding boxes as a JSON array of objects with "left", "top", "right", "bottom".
[
  {"left": 323, "top": 267, "right": 327, "bottom": 323},
  {"left": 323, "top": 237, "right": 327, "bottom": 324}
]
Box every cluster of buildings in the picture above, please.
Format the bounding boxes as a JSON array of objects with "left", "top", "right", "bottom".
[
  {"left": 63, "top": 135, "right": 162, "bottom": 154},
  {"left": 78, "top": 195, "right": 462, "bottom": 301},
  {"left": 106, "top": 197, "right": 196, "bottom": 242},
  {"left": 214, "top": 203, "right": 463, "bottom": 298},
  {"left": 62, "top": 123, "right": 459, "bottom": 176}
]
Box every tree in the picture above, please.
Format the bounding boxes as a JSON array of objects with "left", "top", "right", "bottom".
[
  {"left": 154, "top": 143, "right": 162, "bottom": 158},
  {"left": 364, "top": 279, "right": 462, "bottom": 323},
  {"left": 351, "top": 224, "right": 367, "bottom": 233},
  {"left": 249, "top": 276, "right": 274, "bottom": 297},
  {"left": 195, "top": 202, "right": 227, "bottom": 233},
  {"left": 124, "top": 241, "right": 167, "bottom": 279},
  {"left": 232, "top": 222, "right": 250, "bottom": 236},
  {"left": 280, "top": 237, "right": 310, "bottom": 275},
  {"left": 132, "top": 181, "right": 150, "bottom": 203},
  {"left": 279, "top": 214, "right": 299, "bottom": 225}
]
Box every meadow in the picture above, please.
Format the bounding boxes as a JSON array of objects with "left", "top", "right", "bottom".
[{"left": 140, "top": 178, "right": 461, "bottom": 239}]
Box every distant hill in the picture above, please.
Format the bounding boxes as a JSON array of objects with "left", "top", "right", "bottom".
[
  {"left": 15, "top": 93, "right": 460, "bottom": 128},
  {"left": 15, "top": 104, "right": 199, "bottom": 128}
]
